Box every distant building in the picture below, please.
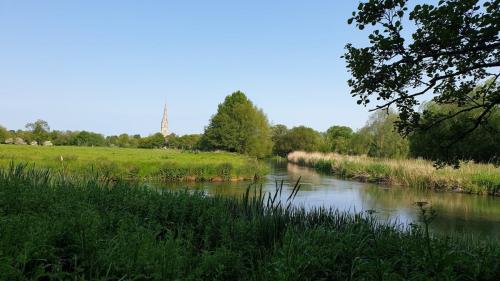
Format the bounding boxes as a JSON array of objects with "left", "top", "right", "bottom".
[{"left": 161, "top": 103, "right": 168, "bottom": 137}]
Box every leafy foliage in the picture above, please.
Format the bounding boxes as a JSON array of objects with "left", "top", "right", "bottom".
[
  {"left": 0, "top": 125, "right": 9, "bottom": 143},
  {"left": 272, "top": 126, "right": 327, "bottom": 157},
  {"left": 410, "top": 99, "right": 500, "bottom": 164},
  {"left": 24, "top": 119, "right": 50, "bottom": 143},
  {"left": 200, "top": 91, "right": 273, "bottom": 158},
  {"left": 138, "top": 133, "right": 165, "bottom": 149},
  {"left": 325, "top": 126, "right": 353, "bottom": 154},
  {"left": 344, "top": 0, "right": 500, "bottom": 153},
  {"left": 106, "top": 133, "right": 141, "bottom": 148},
  {"left": 166, "top": 133, "right": 202, "bottom": 150},
  {"left": 364, "top": 111, "right": 409, "bottom": 158},
  {"left": 72, "top": 131, "right": 106, "bottom": 147}
]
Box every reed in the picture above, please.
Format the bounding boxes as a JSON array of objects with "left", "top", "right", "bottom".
[
  {"left": 0, "top": 164, "right": 499, "bottom": 280},
  {"left": 288, "top": 151, "right": 500, "bottom": 195}
]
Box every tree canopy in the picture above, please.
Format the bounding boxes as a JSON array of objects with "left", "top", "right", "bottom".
[
  {"left": 325, "top": 126, "right": 354, "bottom": 154},
  {"left": 364, "top": 111, "right": 409, "bottom": 158},
  {"left": 200, "top": 91, "right": 272, "bottom": 158},
  {"left": 410, "top": 99, "right": 500, "bottom": 164},
  {"left": 25, "top": 119, "right": 50, "bottom": 143},
  {"left": 344, "top": 0, "right": 500, "bottom": 157},
  {"left": 138, "top": 133, "right": 165, "bottom": 149},
  {"left": 273, "top": 126, "right": 327, "bottom": 157},
  {"left": 0, "top": 125, "right": 9, "bottom": 143},
  {"left": 72, "top": 131, "right": 106, "bottom": 147}
]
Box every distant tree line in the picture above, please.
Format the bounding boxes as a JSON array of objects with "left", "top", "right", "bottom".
[
  {"left": 2, "top": 90, "right": 498, "bottom": 163},
  {"left": 0, "top": 121, "right": 201, "bottom": 150}
]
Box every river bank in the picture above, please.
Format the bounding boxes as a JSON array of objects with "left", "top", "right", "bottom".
[
  {"left": 0, "top": 144, "right": 267, "bottom": 182},
  {"left": 1, "top": 165, "right": 499, "bottom": 280},
  {"left": 287, "top": 151, "right": 500, "bottom": 195}
]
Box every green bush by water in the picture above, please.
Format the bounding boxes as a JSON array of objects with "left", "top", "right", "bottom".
[{"left": 0, "top": 165, "right": 499, "bottom": 280}]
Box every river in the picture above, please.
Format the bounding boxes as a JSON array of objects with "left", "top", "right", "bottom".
[{"left": 159, "top": 162, "right": 500, "bottom": 240}]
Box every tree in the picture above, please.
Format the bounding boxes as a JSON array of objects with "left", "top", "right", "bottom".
[
  {"left": 271, "top": 124, "right": 289, "bottom": 156},
  {"left": 273, "top": 126, "right": 327, "bottom": 156},
  {"left": 0, "top": 125, "right": 10, "bottom": 143},
  {"left": 351, "top": 111, "right": 409, "bottom": 158},
  {"left": 72, "top": 131, "right": 106, "bottom": 147},
  {"left": 50, "top": 130, "right": 78, "bottom": 146},
  {"left": 170, "top": 134, "right": 201, "bottom": 150},
  {"left": 138, "top": 133, "right": 165, "bottom": 149},
  {"left": 410, "top": 100, "right": 500, "bottom": 164},
  {"left": 349, "top": 127, "right": 372, "bottom": 155},
  {"left": 325, "top": 126, "right": 354, "bottom": 154},
  {"left": 344, "top": 0, "right": 500, "bottom": 156},
  {"left": 200, "top": 91, "right": 272, "bottom": 158},
  {"left": 25, "top": 119, "right": 50, "bottom": 143}
]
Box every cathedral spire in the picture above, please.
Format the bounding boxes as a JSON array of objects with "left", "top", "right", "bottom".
[{"left": 161, "top": 102, "right": 168, "bottom": 137}]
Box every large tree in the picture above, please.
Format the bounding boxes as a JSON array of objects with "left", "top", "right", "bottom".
[
  {"left": 325, "top": 125, "right": 354, "bottom": 154},
  {"left": 273, "top": 126, "right": 327, "bottom": 157},
  {"left": 410, "top": 98, "right": 500, "bottom": 163},
  {"left": 200, "top": 91, "right": 272, "bottom": 158},
  {"left": 364, "top": 111, "right": 409, "bottom": 158},
  {"left": 344, "top": 0, "right": 499, "bottom": 160},
  {"left": 25, "top": 119, "right": 50, "bottom": 143}
]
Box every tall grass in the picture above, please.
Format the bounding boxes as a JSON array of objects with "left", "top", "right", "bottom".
[
  {"left": 0, "top": 164, "right": 499, "bottom": 280},
  {"left": 288, "top": 151, "right": 500, "bottom": 195},
  {"left": 0, "top": 144, "right": 268, "bottom": 182}
]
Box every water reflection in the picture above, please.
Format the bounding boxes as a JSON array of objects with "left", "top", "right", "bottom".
[{"left": 155, "top": 162, "right": 500, "bottom": 239}]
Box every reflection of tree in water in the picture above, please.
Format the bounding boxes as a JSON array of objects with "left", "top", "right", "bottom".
[
  {"left": 286, "top": 163, "right": 323, "bottom": 186},
  {"left": 359, "top": 186, "right": 500, "bottom": 239}
]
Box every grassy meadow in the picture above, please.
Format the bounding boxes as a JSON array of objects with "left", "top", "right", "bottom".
[
  {"left": 1, "top": 164, "right": 499, "bottom": 280},
  {"left": 288, "top": 151, "right": 500, "bottom": 195},
  {"left": 0, "top": 144, "right": 267, "bottom": 182}
]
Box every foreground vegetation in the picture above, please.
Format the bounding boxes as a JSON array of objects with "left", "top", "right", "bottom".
[
  {"left": 1, "top": 165, "right": 499, "bottom": 280},
  {"left": 0, "top": 145, "right": 266, "bottom": 182},
  {"left": 288, "top": 151, "right": 500, "bottom": 195}
]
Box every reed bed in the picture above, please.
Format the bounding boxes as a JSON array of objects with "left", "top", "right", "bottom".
[
  {"left": 288, "top": 151, "right": 500, "bottom": 195},
  {"left": 0, "top": 164, "right": 499, "bottom": 280}
]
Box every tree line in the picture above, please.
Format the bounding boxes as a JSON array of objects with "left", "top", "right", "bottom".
[
  {"left": 199, "top": 91, "right": 498, "bottom": 163},
  {"left": 1, "top": 90, "right": 498, "bottom": 163},
  {"left": 0, "top": 121, "right": 201, "bottom": 150}
]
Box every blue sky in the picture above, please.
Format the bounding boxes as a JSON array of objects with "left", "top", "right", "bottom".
[{"left": 1, "top": 0, "right": 373, "bottom": 136}]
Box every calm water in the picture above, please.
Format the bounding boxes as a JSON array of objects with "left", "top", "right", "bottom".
[{"left": 158, "top": 162, "right": 500, "bottom": 240}]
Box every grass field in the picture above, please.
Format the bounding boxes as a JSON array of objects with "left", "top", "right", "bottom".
[
  {"left": 288, "top": 151, "right": 500, "bottom": 195},
  {"left": 0, "top": 144, "right": 267, "bottom": 181},
  {"left": 0, "top": 165, "right": 499, "bottom": 280}
]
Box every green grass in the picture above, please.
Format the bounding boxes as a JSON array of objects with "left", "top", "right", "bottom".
[
  {"left": 0, "top": 144, "right": 268, "bottom": 182},
  {"left": 288, "top": 151, "right": 500, "bottom": 195},
  {"left": 0, "top": 165, "right": 499, "bottom": 280}
]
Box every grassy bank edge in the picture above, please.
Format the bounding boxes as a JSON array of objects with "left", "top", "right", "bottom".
[
  {"left": 287, "top": 151, "right": 500, "bottom": 195},
  {"left": 0, "top": 144, "right": 269, "bottom": 182}
]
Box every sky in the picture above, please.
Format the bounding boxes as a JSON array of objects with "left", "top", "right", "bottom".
[{"left": 0, "top": 0, "right": 375, "bottom": 136}]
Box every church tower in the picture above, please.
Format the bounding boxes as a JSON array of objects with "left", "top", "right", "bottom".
[{"left": 161, "top": 103, "right": 168, "bottom": 137}]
